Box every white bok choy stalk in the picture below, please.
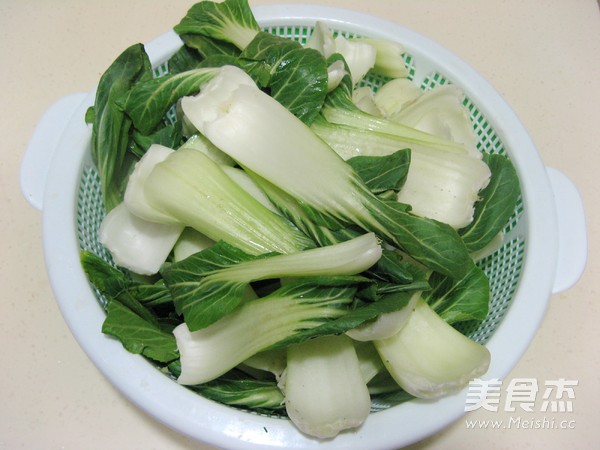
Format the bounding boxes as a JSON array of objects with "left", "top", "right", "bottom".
[
  {"left": 396, "top": 146, "right": 491, "bottom": 228},
  {"left": 172, "top": 228, "right": 215, "bottom": 262},
  {"left": 177, "top": 132, "right": 237, "bottom": 167},
  {"left": 172, "top": 136, "right": 281, "bottom": 261},
  {"left": 321, "top": 91, "right": 475, "bottom": 156},
  {"left": 306, "top": 21, "right": 375, "bottom": 88},
  {"left": 348, "top": 36, "right": 409, "bottom": 79},
  {"left": 326, "top": 59, "right": 347, "bottom": 92},
  {"left": 352, "top": 86, "right": 383, "bottom": 116},
  {"left": 306, "top": 21, "right": 409, "bottom": 84},
  {"left": 303, "top": 22, "right": 348, "bottom": 92},
  {"left": 374, "top": 296, "right": 490, "bottom": 399},
  {"left": 280, "top": 335, "right": 372, "bottom": 439},
  {"left": 346, "top": 290, "right": 420, "bottom": 341},
  {"left": 124, "top": 142, "right": 314, "bottom": 256},
  {"left": 181, "top": 65, "right": 474, "bottom": 280},
  {"left": 124, "top": 143, "right": 179, "bottom": 225},
  {"left": 305, "top": 21, "right": 336, "bottom": 58},
  {"left": 353, "top": 340, "right": 386, "bottom": 384},
  {"left": 330, "top": 34, "right": 376, "bottom": 87},
  {"left": 240, "top": 348, "right": 287, "bottom": 382},
  {"left": 99, "top": 202, "right": 184, "bottom": 275},
  {"left": 221, "top": 165, "right": 280, "bottom": 213},
  {"left": 386, "top": 84, "right": 480, "bottom": 154},
  {"left": 310, "top": 118, "right": 491, "bottom": 228},
  {"left": 373, "top": 78, "right": 422, "bottom": 117},
  {"left": 173, "top": 281, "right": 359, "bottom": 386}
]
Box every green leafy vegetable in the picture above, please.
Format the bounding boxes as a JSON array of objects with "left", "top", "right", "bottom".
[
  {"left": 189, "top": 370, "right": 285, "bottom": 411},
  {"left": 161, "top": 233, "right": 382, "bottom": 330},
  {"left": 102, "top": 300, "right": 179, "bottom": 363},
  {"left": 460, "top": 154, "right": 521, "bottom": 252},
  {"left": 123, "top": 67, "right": 220, "bottom": 134},
  {"left": 173, "top": 280, "right": 359, "bottom": 385},
  {"left": 424, "top": 263, "right": 490, "bottom": 324},
  {"left": 130, "top": 123, "right": 183, "bottom": 158},
  {"left": 241, "top": 31, "right": 329, "bottom": 124},
  {"left": 178, "top": 33, "right": 240, "bottom": 60},
  {"left": 89, "top": 43, "right": 153, "bottom": 211},
  {"left": 174, "top": 0, "right": 260, "bottom": 50},
  {"left": 181, "top": 65, "right": 473, "bottom": 279},
  {"left": 78, "top": 1, "right": 524, "bottom": 438},
  {"left": 347, "top": 149, "right": 411, "bottom": 194}
]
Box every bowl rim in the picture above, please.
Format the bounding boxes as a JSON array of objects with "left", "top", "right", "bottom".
[{"left": 40, "top": 4, "right": 559, "bottom": 449}]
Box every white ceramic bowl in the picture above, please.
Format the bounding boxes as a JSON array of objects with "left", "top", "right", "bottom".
[{"left": 20, "top": 4, "right": 587, "bottom": 449}]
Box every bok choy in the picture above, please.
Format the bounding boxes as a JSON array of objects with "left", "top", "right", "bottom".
[
  {"left": 181, "top": 65, "right": 474, "bottom": 279},
  {"left": 80, "top": 0, "right": 522, "bottom": 440},
  {"left": 281, "top": 335, "right": 372, "bottom": 438},
  {"left": 375, "top": 296, "right": 491, "bottom": 398},
  {"left": 173, "top": 281, "right": 360, "bottom": 385},
  {"left": 161, "top": 233, "right": 382, "bottom": 330},
  {"left": 125, "top": 140, "right": 314, "bottom": 256}
]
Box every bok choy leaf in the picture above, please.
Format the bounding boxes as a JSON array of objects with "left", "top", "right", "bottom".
[
  {"left": 188, "top": 370, "right": 285, "bottom": 412},
  {"left": 102, "top": 300, "right": 179, "bottom": 364},
  {"left": 459, "top": 153, "right": 521, "bottom": 252},
  {"left": 89, "top": 43, "right": 153, "bottom": 211},
  {"left": 174, "top": 0, "right": 261, "bottom": 51},
  {"left": 123, "top": 67, "right": 220, "bottom": 134}
]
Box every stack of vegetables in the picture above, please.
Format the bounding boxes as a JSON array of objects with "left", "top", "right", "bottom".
[{"left": 81, "top": 0, "right": 520, "bottom": 439}]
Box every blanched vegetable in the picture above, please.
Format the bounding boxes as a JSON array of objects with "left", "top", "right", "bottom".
[
  {"left": 172, "top": 228, "right": 215, "bottom": 262},
  {"left": 124, "top": 143, "right": 179, "bottom": 225},
  {"left": 241, "top": 348, "right": 287, "bottom": 382},
  {"left": 281, "top": 335, "right": 371, "bottom": 438},
  {"left": 162, "top": 233, "right": 382, "bottom": 330},
  {"left": 130, "top": 143, "right": 314, "bottom": 256},
  {"left": 374, "top": 78, "right": 422, "bottom": 116},
  {"left": 351, "top": 37, "right": 409, "bottom": 79},
  {"left": 396, "top": 145, "right": 491, "bottom": 228},
  {"left": 79, "top": 0, "right": 523, "bottom": 440},
  {"left": 311, "top": 71, "right": 492, "bottom": 228},
  {"left": 173, "top": 281, "right": 359, "bottom": 385},
  {"left": 174, "top": 0, "right": 261, "bottom": 51},
  {"left": 307, "top": 21, "right": 409, "bottom": 83},
  {"left": 346, "top": 290, "right": 420, "bottom": 341},
  {"left": 181, "top": 65, "right": 474, "bottom": 279},
  {"left": 99, "top": 202, "right": 183, "bottom": 275},
  {"left": 87, "top": 43, "right": 153, "bottom": 212},
  {"left": 189, "top": 370, "right": 286, "bottom": 411},
  {"left": 387, "top": 84, "right": 480, "bottom": 152},
  {"left": 374, "top": 297, "right": 490, "bottom": 399}
]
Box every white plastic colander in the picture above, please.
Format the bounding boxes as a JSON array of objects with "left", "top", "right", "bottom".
[{"left": 20, "top": 5, "right": 587, "bottom": 450}]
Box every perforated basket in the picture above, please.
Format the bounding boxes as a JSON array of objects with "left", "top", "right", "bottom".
[{"left": 21, "top": 5, "right": 587, "bottom": 450}]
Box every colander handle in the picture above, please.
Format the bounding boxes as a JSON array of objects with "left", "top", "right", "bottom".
[
  {"left": 547, "top": 167, "right": 587, "bottom": 294},
  {"left": 20, "top": 92, "right": 89, "bottom": 211}
]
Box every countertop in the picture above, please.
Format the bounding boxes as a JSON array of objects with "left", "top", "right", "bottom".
[{"left": 1, "top": 1, "right": 598, "bottom": 449}]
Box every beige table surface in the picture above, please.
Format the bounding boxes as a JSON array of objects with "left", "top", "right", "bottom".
[{"left": 1, "top": 1, "right": 598, "bottom": 449}]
